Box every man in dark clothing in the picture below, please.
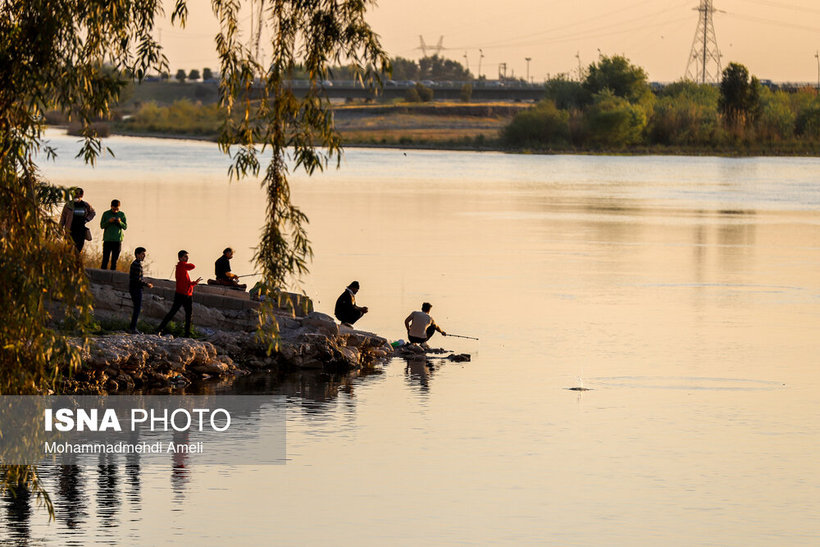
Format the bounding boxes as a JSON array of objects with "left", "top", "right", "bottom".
[
  {"left": 157, "top": 250, "right": 202, "bottom": 337},
  {"left": 59, "top": 187, "right": 96, "bottom": 251},
  {"left": 334, "top": 280, "right": 368, "bottom": 326},
  {"left": 214, "top": 247, "right": 246, "bottom": 289},
  {"left": 128, "top": 246, "right": 153, "bottom": 334}
]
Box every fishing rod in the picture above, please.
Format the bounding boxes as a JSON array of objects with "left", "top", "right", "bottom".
[
  {"left": 235, "top": 273, "right": 261, "bottom": 278},
  {"left": 445, "top": 333, "right": 479, "bottom": 340}
]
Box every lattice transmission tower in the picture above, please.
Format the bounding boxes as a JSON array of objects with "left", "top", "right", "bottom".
[
  {"left": 417, "top": 36, "right": 444, "bottom": 57},
  {"left": 685, "top": 0, "right": 723, "bottom": 84}
]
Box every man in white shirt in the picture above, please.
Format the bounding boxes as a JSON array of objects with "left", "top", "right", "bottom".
[{"left": 404, "top": 302, "right": 447, "bottom": 344}]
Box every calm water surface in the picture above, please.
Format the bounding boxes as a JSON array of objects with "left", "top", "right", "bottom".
[{"left": 2, "top": 132, "right": 819, "bottom": 545}]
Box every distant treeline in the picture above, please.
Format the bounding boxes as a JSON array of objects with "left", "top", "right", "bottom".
[
  {"left": 503, "top": 55, "right": 820, "bottom": 153},
  {"left": 157, "top": 55, "right": 473, "bottom": 84}
]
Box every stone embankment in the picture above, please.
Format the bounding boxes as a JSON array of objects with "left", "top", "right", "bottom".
[{"left": 73, "top": 269, "right": 395, "bottom": 393}]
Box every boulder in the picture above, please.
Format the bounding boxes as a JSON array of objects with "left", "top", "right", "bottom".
[{"left": 301, "top": 312, "right": 339, "bottom": 337}]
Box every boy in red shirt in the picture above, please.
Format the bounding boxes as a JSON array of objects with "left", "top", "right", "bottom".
[{"left": 157, "top": 250, "right": 202, "bottom": 337}]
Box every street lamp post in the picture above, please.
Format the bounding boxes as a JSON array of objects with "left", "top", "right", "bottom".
[
  {"left": 815, "top": 51, "right": 819, "bottom": 90},
  {"left": 525, "top": 57, "right": 531, "bottom": 83}
]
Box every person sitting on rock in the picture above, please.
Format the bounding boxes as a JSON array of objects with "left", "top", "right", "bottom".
[
  {"left": 334, "top": 280, "right": 368, "bottom": 327},
  {"left": 214, "top": 247, "right": 246, "bottom": 290},
  {"left": 404, "top": 302, "right": 446, "bottom": 346}
]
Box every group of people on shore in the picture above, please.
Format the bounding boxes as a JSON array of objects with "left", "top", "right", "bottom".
[
  {"left": 59, "top": 188, "right": 241, "bottom": 336},
  {"left": 61, "top": 189, "right": 447, "bottom": 344}
]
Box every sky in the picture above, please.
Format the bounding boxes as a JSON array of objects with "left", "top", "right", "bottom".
[{"left": 159, "top": 0, "right": 820, "bottom": 83}]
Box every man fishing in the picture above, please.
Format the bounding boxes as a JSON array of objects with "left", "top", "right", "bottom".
[
  {"left": 404, "top": 302, "right": 446, "bottom": 345},
  {"left": 214, "top": 247, "right": 246, "bottom": 290}
]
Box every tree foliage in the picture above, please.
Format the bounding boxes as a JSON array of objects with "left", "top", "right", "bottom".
[
  {"left": 390, "top": 55, "right": 471, "bottom": 81},
  {"left": 583, "top": 90, "right": 647, "bottom": 147},
  {"left": 1, "top": 0, "right": 175, "bottom": 513},
  {"left": 503, "top": 100, "right": 569, "bottom": 147},
  {"left": 205, "top": 0, "right": 388, "bottom": 346},
  {"left": 719, "top": 62, "right": 761, "bottom": 127},
  {"left": 417, "top": 55, "right": 471, "bottom": 80},
  {"left": 650, "top": 80, "right": 720, "bottom": 145},
  {"left": 1, "top": 0, "right": 386, "bottom": 504},
  {"left": 583, "top": 55, "right": 652, "bottom": 105},
  {"left": 544, "top": 75, "right": 590, "bottom": 110}
]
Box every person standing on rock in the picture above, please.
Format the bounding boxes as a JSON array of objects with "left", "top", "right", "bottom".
[
  {"left": 334, "top": 280, "right": 368, "bottom": 327},
  {"left": 100, "top": 199, "right": 127, "bottom": 270},
  {"left": 128, "top": 246, "right": 153, "bottom": 334},
  {"left": 157, "top": 250, "right": 202, "bottom": 337},
  {"left": 59, "top": 187, "right": 96, "bottom": 252},
  {"left": 404, "top": 302, "right": 446, "bottom": 345}
]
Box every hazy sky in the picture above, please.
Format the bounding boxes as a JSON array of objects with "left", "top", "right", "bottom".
[{"left": 160, "top": 0, "right": 820, "bottom": 83}]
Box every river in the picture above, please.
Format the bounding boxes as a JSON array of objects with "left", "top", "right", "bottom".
[{"left": 2, "top": 132, "right": 820, "bottom": 545}]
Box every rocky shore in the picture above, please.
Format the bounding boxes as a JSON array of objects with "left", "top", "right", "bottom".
[{"left": 66, "top": 270, "right": 396, "bottom": 393}]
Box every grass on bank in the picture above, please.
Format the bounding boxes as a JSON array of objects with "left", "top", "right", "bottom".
[
  {"left": 79, "top": 245, "right": 137, "bottom": 272},
  {"left": 91, "top": 316, "right": 204, "bottom": 339}
]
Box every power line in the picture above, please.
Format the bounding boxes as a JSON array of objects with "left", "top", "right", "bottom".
[
  {"left": 451, "top": 0, "right": 692, "bottom": 51},
  {"left": 739, "top": 0, "right": 820, "bottom": 16},
  {"left": 727, "top": 12, "right": 820, "bottom": 33}
]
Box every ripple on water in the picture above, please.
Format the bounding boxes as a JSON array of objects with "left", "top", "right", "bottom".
[{"left": 584, "top": 376, "right": 786, "bottom": 391}]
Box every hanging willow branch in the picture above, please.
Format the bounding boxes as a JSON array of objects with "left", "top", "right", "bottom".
[{"left": 211, "top": 0, "right": 389, "bottom": 348}]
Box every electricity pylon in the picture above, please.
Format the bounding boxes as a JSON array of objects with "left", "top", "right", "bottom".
[
  {"left": 418, "top": 36, "right": 444, "bottom": 57},
  {"left": 685, "top": 0, "right": 723, "bottom": 84}
]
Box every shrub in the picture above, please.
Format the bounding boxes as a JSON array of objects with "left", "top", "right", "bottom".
[
  {"left": 502, "top": 100, "right": 570, "bottom": 147},
  {"left": 583, "top": 91, "right": 646, "bottom": 147},
  {"left": 404, "top": 86, "right": 421, "bottom": 102},
  {"left": 544, "top": 76, "right": 590, "bottom": 110},
  {"left": 649, "top": 83, "right": 721, "bottom": 146},
  {"left": 460, "top": 83, "right": 472, "bottom": 103},
  {"left": 756, "top": 88, "right": 795, "bottom": 140}
]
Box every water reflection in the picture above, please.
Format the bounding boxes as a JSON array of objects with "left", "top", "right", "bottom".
[
  {"left": 57, "top": 461, "right": 87, "bottom": 530},
  {"left": 2, "top": 473, "right": 31, "bottom": 542},
  {"left": 171, "top": 430, "right": 190, "bottom": 505},
  {"left": 97, "top": 454, "right": 120, "bottom": 528}
]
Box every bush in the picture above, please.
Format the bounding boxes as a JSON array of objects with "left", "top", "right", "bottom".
[
  {"left": 460, "top": 83, "right": 472, "bottom": 103},
  {"left": 404, "top": 83, "right": 432, "bottom": 103},
  {"left": 502, "top": 100, "right": 570, "bottom": 147},
  {"left": 118, "top": 100, "right": 221, "bottom": 136},
  {"left": 649, "top": 82, "right": 721, "bottom": 146},
  {"left": 756, "top": 88, "right": 795, "bottom": 140},
  {"left": 583, "top": 91, "right": 646, "bottom": 147},
  {"left": 793, "top": 89, "right": 820, "bottom": 137},
  {"left": 544, "top": 76, "right": 591, "bottom": 110},
  {"left": 404, "top": 87, "right": 421, "bottom": 102}
]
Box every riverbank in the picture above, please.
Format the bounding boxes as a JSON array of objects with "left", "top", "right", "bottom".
[
  {"left": 63, "top": 269, "right": 395, "bottom": 393},
  {"left": 66, "top": 269, "right": 469, "bottom": 394},
  {"left": 48, "top": 99, "right": 803, "bottom": 157}
]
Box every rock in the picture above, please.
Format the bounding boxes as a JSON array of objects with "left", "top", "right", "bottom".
[
  {"left": 301, "top": 312, "right": 339, "bottom": 337},
  {"left": 190, "top": 361, "right": 230, "bottom": 375},
  {"left": 447, "top": 353, "right": 471, "bottom": 362},
  {"left": 339, "top": 346, "right": 361, "bottom": 366}
]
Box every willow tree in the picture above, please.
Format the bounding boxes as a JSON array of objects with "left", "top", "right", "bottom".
[
  {"left": 205, "top": 1, "right": 388, "bottom": 345},
  {"left": 0, "top": 0, "right": 386, "bottom": 507}
]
